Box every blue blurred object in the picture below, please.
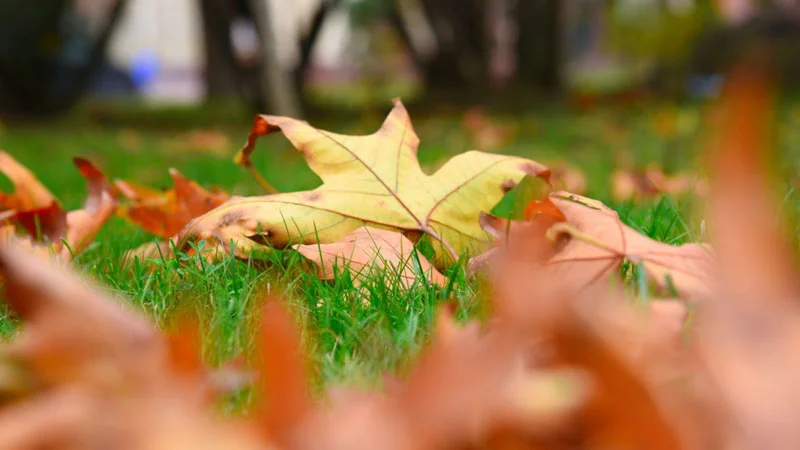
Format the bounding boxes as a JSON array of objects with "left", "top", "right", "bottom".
[{"left": 130, "top": 50, "right": 160, "bottom": 88}]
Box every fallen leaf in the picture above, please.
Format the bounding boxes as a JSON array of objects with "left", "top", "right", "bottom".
[
  {"left": 611, "top": 165, "right": 708, "bottom": 202},
  {"left": 124, "top": 239, "right": 175, "bottom": 263},
  {"left": 693, "top": 66, "right": 800, "bottom": 448},
  {"left": 0, "top": 156, "right": 115, "bottom": 262},
  {"left": 546, "top": 192, "right": 715, "bottom": 297},
  {"left": 474, "top": 192, "right": 715, "bottom": 298},
  {"left": 180, "top": 99, "right": 549, "bottom": 267},
  {"left": 707, "top": 66, "right": 798, "bottom": 303},
  {"left": 115, "top": 168, "right": 229, "bottom": 238},
  {"left": 548, "top": 162, "right": 587, "bottom": 195},
  {"left": 256, "top": 301, "right": 311, "bottom": 445},
  {"left": 294, "top": 227, "right": 446, "bottom": 288},
  {"left": 183, "top": 129, "right": 232, "bottom": 156},
  {"left": 0, "top": 150, "right": 59, "bottom": 213},
  {"left": 0, "top": 243, "right": 267, "bottom": 449},
  {"left": 63, "top": 158, "right": 117, "bottom": 257},
  {"left": 461, "top": 107, "right": 517, "bottom": 150},
  {"left": 469, "top": 197, "right": 567, "bottom": 275}
]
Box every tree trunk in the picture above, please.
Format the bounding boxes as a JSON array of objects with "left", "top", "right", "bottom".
[
  {"left": 418, "top": 0, "right": 490, "bottom": 88},
  {"left": 294, "top": 0, "right": 340, "bottom": 93},
  {"left": 515, "top": 0, "right": 563, "bottom": 91},
  {"left": 249, "top": 0, "right": 302, "bottom": 117},
  {"left": 0, "top": 0, "right": 128, "bottom": 115},
  {"left": 197, "top": 0, "right": 240, "bottom": 99}
]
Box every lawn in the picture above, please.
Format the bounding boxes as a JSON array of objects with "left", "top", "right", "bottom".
[{"left": 0, "top": 98, "right": 795, "bottom": 410}]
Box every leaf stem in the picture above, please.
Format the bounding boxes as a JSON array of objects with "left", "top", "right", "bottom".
[{"left": 243, "top": 163, "right": 279, "bottom": 194}]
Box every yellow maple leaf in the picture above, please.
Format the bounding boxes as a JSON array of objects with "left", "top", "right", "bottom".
[{"left": 179, "top": 100, "right": 549, "bottom": 267}]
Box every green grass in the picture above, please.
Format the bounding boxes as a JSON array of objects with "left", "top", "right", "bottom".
[{"left": 0, "top": 99, "right": 794, "bottom": 409}]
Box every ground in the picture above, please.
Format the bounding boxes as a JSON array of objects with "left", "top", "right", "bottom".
[{"left": 0, "top": 99, "right": 796, "bottom": 410}]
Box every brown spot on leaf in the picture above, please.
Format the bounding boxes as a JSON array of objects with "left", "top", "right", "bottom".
[
  {"left": 501, "top": 179, "right": 517, "bottom": 194},
  {"left": 305, "top": 192, "right": 322, "bottom": 202},
  {"left": 217, "top": 211, "right": 244, "bottom": 228}
]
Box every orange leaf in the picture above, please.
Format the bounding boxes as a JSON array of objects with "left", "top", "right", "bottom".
[
  {"left": 115, "top": 168, "right": 229, "bottom": 238},
  {"left": 0, "top": 151, "right": 59, "bottom": 212},
  {"left": 546, "top": 192, "right": 715, "bottom": 297},
  {"left": 474, "top": 192, "right": 715, "bottom": 298},
  {"left": 256, "top": 301, "right": 311, "bottom": 444},
  {"left": 0, "top": 156, "right": 115, "bottom": 262}
]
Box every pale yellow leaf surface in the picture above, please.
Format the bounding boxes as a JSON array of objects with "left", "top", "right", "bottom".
[
  {"left": 294, "top": 227, "right": 446, "bottom": 288},
  {"left": 179, "top": 100, "right": 549, "bottom": 267}
]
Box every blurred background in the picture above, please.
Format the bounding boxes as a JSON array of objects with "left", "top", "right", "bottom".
[
  {"left": 3, "top": 0, "right": 799, "bottom": 116},
  {"left": 0, "top": 0, "right": 800, "bottom": 209}
]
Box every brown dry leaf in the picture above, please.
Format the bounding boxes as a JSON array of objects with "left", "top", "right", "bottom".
[
  {"left": 125, "top": 239, "right": 175, "bottom": 263},
  {"left": 706, "top": 66, "right": 798, "bottom": 303},
  {"left": 179, "top": 99, "right": 549, "bottom": 268},
  {"left": 294, "top": 227, "right": 446, "bottom": 288},
  {"left": 162, "top": 129, "right": 232, "bottom": 158},
  {"left": 692, "top": 66, "right": 800, "bottom": 448},
  {"left": 461, "top": 107, "right": 518, "bottom": 150},
  {"left": 63, "top": 158, "right": 117, "bottom": 257},
  {"left": 0, "top": 156, "right": 115, "bottom": 262},
  {"left": 550, "top": 308, "right": 685, "bottom": 449},
  {"left": 0, "top": 152, "right": 65, "bottom": 241},
  {"left": 568, "top": 289, "right": 720, "bottom": 449},
  {"left": 469, "top": 197, "right": 567, "bottom": 275},
  {"left": 548, "top": 163, "right": 587, "bottom": 195},
  {"left": 0, "top": 224, "right": 58, "bottom": 262},
  {"left": 256, "top": 301, "right": 311, "bottom": 446},
  {"left": 183, "top": 129, "right": 232, "bottom": 156},
  {"left": 474, "top": 192, "right": 715, "bottom": 298},
  {"left": 611, "top": 166, "right": 708, "bottom": 202},
  {"left": 115, "top": 168, "right": 229, "bottom": 238},
  {"left": 295, "top": 306, "right": 588, "bottom": 450},
  {"left": 0, "top": 151, "right": 60, "bottom": 213},
  {"left": 0, "top": 243, "right": 267, "bottom": 450},
  {"left": 488, "top": 255, "right": 694, "bottom": 450},
  {"left": 546, "top": 192, "right": 715, "bottom": 298}
]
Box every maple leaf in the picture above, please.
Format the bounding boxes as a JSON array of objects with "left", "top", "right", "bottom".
[
  {"left": 115, "top": 168, "right": 229, "bottom": 238},
  {"left": 294, "top": 227, "right": 446, "bottom": 288},
  {"left": 179, "top": 99, "right": 549, "bottom": 267},
  {"left": 546, "top": 192, "right": 715, "bottom": 297},
  {"left": 475, "top": 192, "right": 715, "bottom": 298},
  {"left": 0, "top": 155, "right": 115, "bottom": 261}
]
